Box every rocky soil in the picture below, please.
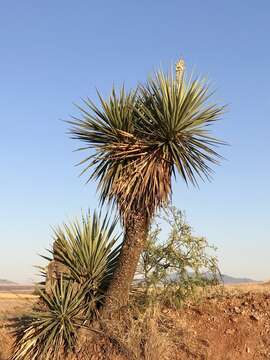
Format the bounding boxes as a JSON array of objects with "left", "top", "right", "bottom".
[
  {"left": 0, "top": 285, "right": 270, "bottom": 359},
  {"left": 173, "top": 290, "right": 270, "bottom": 359}
]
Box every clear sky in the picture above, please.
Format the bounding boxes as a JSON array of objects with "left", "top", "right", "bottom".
[{"left": 0, "top": 1, "right": 269, "bottom": 283}]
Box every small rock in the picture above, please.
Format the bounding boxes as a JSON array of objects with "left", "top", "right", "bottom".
[
  {"left": 225, "top": 328, "right": 235, "bottom": 335},
  {"left": 250, "top": 314, "right": 259, "bottom": 321},
  {"left": 200, "top": 338, "right": 210, "bottom": 347},
  {"left": 194, "top": 308, "right": 203, "bottom": 315},
  {"left": 234, "top": 306, "right": 241, "bottom": 314}
]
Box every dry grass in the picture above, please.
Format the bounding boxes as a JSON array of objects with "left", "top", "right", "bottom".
[
  {"left": 0, "top": 295, "right": 36, "bottom": 322},
  {"left": 98, "top": 305, "right": 174, "bottom": 360},
  {"left": 224, "top": 282, "right": 270, "bottom": 293},
  {"left": 0, "top": 293, "right": 37, "bottom": 300},
  {"left": 0, "top": 328, "right": 13, "bottom": 360},
  {"left": 0, "top": 294, "right": 36, "bottom": 360}
]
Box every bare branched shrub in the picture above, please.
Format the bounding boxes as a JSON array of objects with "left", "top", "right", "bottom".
[{"left": 101, "top": 304, "right": 172, "bottom": 360}]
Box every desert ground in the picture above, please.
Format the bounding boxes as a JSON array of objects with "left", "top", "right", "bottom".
[{"left": 0, "top": 283, "right": 270, "bottom": 360}]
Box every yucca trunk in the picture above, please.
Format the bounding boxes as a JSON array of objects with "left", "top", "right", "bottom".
[{"left": 104, "top": 210, "right": 149, "bottom": 312}]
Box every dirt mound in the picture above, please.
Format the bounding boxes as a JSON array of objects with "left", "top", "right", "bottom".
[
  {"left": 0, "top": 287, "right": 270, "bottom": 359},
  {"left": 173, "top": 290, "right": 270, "bottom": 359}
]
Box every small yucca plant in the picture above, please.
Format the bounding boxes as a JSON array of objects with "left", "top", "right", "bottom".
[
  {"left": 12, "top": 211, "right": 122, "bottom": 360},
  {"left": 50, "top": 211, "right": 121, "bottom": 296},
  {"left": 11, "top": 279, "right": 85, "bottom": 360}
]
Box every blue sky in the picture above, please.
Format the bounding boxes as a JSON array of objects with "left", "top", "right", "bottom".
[{"left": 0, "top": 1, "right": 269, "bottom": 283}]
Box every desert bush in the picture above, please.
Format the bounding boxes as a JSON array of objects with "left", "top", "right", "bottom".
[{"left": 136, "top": 205, "right": 220, "bottom": 307}]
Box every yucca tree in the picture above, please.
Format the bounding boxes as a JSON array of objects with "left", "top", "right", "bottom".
[{"left": 69, "top": 61, "right": 225, "bottom": 311}]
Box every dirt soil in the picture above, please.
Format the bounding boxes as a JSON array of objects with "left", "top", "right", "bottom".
[
  {"left": 172, "top": 287, "right": 270, "bottom": 359},
  {"left": 0, "top": 284, "right": 270, "bottom": 360}
]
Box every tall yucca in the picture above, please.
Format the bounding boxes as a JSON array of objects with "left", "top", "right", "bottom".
[{"left": 69, "top": 61, "right": 225, "bottom": 309}]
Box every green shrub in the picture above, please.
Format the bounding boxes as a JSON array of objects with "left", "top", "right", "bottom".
[{"left": 136, "top": 205, "right": 220, "bottom": 307}]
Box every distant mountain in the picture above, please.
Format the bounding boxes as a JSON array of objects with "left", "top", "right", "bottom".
[
  {"left": 161, "top": 272, "right": 258, "bottom": 285},
  {"left": 199, "top": 272, "right": 258, "bottom": 284},
  {"left": 220, "top": 274, "right": 258, "bottom": 284},
  {"left": 0, "top": 279, "right": 34, "bottom": 294},
  {"left": 0, "top": 279, "right": 17, "bottom": 285}
]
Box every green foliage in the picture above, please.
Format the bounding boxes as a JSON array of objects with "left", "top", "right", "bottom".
[
  {"left": 136, "top": 205, "right": 220, "bottom": 307},
  {"left": 69, "top": 69, "right": 225, "bottom": 221},
  {"left": 12, "top": 211, "right": 122, "bottom": 360}
]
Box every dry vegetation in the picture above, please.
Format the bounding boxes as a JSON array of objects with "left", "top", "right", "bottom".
[
  {"left": 1, "top": 283, "right": 270, "bottom": 360},
  {"left": 0, "top": 294, "right": 35, "bottom": 360}
]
